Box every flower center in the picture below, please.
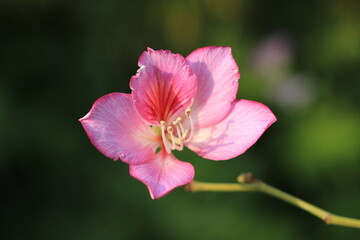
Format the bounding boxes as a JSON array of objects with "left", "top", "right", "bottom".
[{"left": 160, "top": 108, "right": 193, "bottom": 154}]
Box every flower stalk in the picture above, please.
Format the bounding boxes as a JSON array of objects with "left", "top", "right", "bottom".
[{"left": 186, "top": 173, "right": 360, "bottom": 229}]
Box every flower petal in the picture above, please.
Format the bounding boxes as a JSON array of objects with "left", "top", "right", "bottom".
[
  {"left": 129, "top": 151, "right": 195, "bottom": 199},
  {"left": 80, "top": 93, "right": 159, "bottom": 164},
  {"left": 186, "top": 46, "right": 240, "bottom": 128},
  {"left": 187, "top": 99, "right": 277, "bottom": 160},
  {"left": 130, "top": 48, "right": 197, "bottom": 125}
]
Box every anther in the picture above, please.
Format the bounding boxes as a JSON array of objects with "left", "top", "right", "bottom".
[
  {"left": 185, "top": 108, "right": 191, "bottom": 117},
  {"left": 167, "top": 126, "right": 173, "bottom": 133},
  {"left": 173, "top": 117, "right": 182, "bottom": 125},
  {"left": 182, "top": 129, "right": 189, "bottom": 139},
  {"left": 168, "top": 128, "right": 176, "bottom": 150},
  {"left": 160, "top": 121, "right": 166, "bottom": 126}
]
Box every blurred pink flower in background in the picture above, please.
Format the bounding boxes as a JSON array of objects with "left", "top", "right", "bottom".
[
  {"left": 251, "top": 33, "right": 294, "bottom": 81},
  {"left": 250, "top": 33, "right": 315, "bottom": 109},
  {"left": 80, "top": 46, "right": 276, "bottom": 199}
]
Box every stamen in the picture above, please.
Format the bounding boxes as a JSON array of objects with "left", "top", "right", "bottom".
[
  {"left": 159, "top": 108, "right": 194, "bottom": 152},
  {"left": 185, "top": 108, "right": 191, "bottom": 117},
  {"left": 160, "top": 121, "right": 172, "bottom": 154},
  {"left": 175, "top": 125, "right": 184, "bottom": 151},
  {"left": 173, "top": 117, "right": 182, "bottom": 125},
  {"left": 178, "top": 121, "right": 186, "bottom": 139},
  {"left": 182, "top": 129, "right": 189, "bottom": 139},
  {"left": 167, "top": 126, "right": 176, "bottom": 150}
]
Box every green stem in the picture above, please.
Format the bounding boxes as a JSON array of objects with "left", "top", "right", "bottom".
[{"left": 185, "top": 173, "right": 360, "bottom": 229}]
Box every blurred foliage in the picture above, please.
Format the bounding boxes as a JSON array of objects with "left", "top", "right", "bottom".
[{"left": 1, "top": 0, "right": 360, "bottom": 239}]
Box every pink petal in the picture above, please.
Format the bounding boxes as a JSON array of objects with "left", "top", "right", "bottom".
[
  {"left": 186, "top": 46, "right": 240, "bottom": 128},
  {"left": 187, "top": 99, "right": 277, "bottom": 160},
  {"left": 130, "top": 48, "right": 197, "bottom": 125},
  {"left": 80, "top": 93, "right": 159, "bottom": 164},
  {"left": 129, "top": 151, "right": 195, "bottom": 199}
]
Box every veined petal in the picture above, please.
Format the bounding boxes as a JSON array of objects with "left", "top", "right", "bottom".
[
  {"left": 129, "top": 151, "right": 195, "bottom": 199},
  {"left": 187, "top": 99, "right": 277, "bottom": 160},
  {"left": 130, "top": 48, "right": 197, "bottom": 125},
  {"left": 80, "top": 93, "right": 159, "bottom": 164},
  {"left": 186, "top": 46, "right": 240, "bottom": 128}
]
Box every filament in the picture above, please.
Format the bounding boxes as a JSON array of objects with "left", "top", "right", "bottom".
[
  {"left": 160, "top": 121, "right": 172, "bottom": 154},
  {"left": 175, "top": 124, "right": 184, "bottom": 151}
]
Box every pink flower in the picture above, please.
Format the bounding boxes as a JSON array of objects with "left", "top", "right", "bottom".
[{"left": 80, "top": 46, "right": 277, "bottom": 199}]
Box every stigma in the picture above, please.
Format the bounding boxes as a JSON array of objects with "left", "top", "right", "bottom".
[{"left": 160, "top": 108, "right": 194, "bottom": 154}]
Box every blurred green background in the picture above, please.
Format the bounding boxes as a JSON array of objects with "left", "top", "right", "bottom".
[{"left": 1, "top": 0, "right": 360, "bottom": 239}]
